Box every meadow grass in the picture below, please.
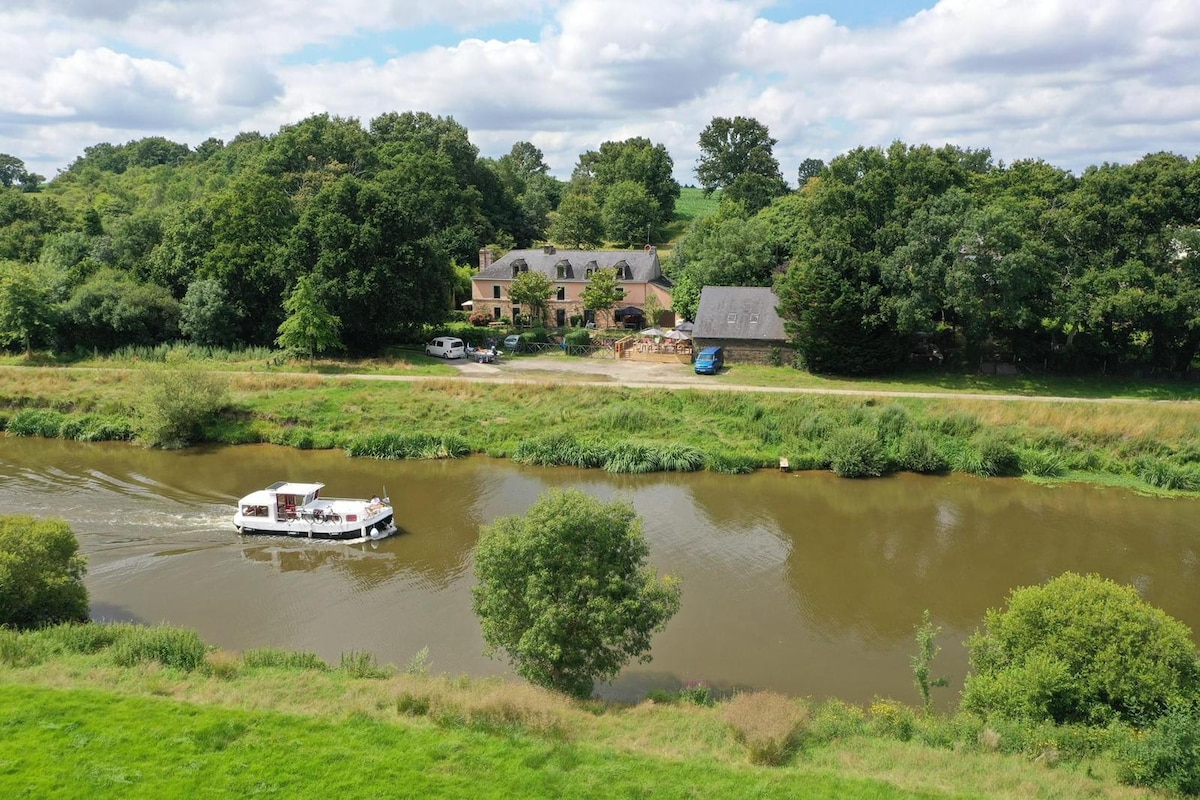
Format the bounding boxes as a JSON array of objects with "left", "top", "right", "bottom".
[
  {"left": 0, "top": 623, "right": 1151, "bottom": 800},
  {"left": 3, "top": 364, "right": 1200, "bottom": 495}
]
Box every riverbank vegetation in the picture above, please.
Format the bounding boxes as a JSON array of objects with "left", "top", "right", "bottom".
[
  {"left": 0, "top": 609, "right": 1193, "bottom": 799},
  {"left": 2, "top": 359, "right": 1199, "bottom": 494}
]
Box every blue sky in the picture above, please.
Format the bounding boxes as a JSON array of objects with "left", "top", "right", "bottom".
[{"left": 2, "top": 0, "right": 1197, "bottom": 183}]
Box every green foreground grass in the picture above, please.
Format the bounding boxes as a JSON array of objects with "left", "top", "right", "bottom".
[{"left": 0, "top": 624, "right": 1152, "bottom": 800}]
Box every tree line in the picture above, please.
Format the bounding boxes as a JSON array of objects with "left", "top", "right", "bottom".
[
  {"left": 672, "top": 136, "right": 1200, "bottom": 377},
  {"left": 2, "top": 112, "right": 1198, "bottom": 375}
]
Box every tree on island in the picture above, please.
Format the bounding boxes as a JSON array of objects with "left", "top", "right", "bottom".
[
  {"left": 276, "top": 274, "right": 342, "bottom": 366},
  {"left": 472, "top": 489, "right": 681, "bottom": 699}
]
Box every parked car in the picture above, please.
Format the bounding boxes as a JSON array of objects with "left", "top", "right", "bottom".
[
  {"left": 694, "top": 346, "right": 725, "bottom": 375},
  {"left": 425, "top": 337, "right": 466, "bottom": 359},
  {"left": 503, "top": 334, "right": 522, "bottom": 352}
]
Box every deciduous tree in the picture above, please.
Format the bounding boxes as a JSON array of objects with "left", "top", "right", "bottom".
[
  {"left": 0, "top": 261, "right": 55, "bottom": 354},
  {"left": 0, "top": 515, "right": 89, "bottom": 630},
  {"left": 472, "top": 489, "right": 681, "bottom": 698},
  {"left": 581, "top": 266, "right": 622, "bottom": 328},
  {"left": 548, "top": 193, "right": 603, "bottom": 248},
  {"left": 276, "top": 274, "right": 342, "bottom": 365},
  {"left": 696, "top": 116, "right": 788, "bottom": 213},
  {"left": 507, "top": 270, "right": 553, "bottom": 326}
]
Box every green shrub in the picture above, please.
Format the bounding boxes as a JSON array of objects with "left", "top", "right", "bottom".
[
  {"left": 5, "top": 408, "right": 66, "bottom": 438},
  {"left": 0, "top": 516, "right": 89, "bottom": 630},
  {"left": 111, "top": 625, "right": 207, "bottom": 671},
  {"left": 241, "top": 647, "right": 328, "bottom": 671},
  {"left": 972, "top": 432, "right": 1020, "bottom": 476},
  {"left": 893, "top": 431, "right": 949, "bottom": 474},
  {"left": 963, "top": 572, "right": 1200, "bottom": 726},
  {"left": 868, "top": 698, "right": 917, "bottom": 741},
  {"left": 563, "top": 329, "right": 591, "bottom": 348},
  {"left": 1119, "top": 703, "right": 1200, "bottom": 796},
  {"left": 823, "top": 427, "right": 887, "bottom": 478},
  {"left": 133, "top": 349, "right": 230, "bottom": 449},
  {"left": 808, "top": 699, "right": 867, "bottom": 743}
]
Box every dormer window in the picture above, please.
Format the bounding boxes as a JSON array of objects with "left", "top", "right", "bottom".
[
  {"left": 614, "top": 259, "right": 629, "bottom": 279},
  {"left": 511, "top": 258, "right": 527, "bottom": 277},
  {"left": 556, "top": 259, "right": 571, "bottom": 278}
]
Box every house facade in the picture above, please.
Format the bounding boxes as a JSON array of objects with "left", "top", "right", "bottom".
[
  {"left": 470, "top": 246, "right": 674, "bottom": 328},
  {"left": 692, "top": 286, "right": 791, "bottom": 364}
]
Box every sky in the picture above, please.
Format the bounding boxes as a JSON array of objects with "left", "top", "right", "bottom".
[{"left": 2, "top": 0, "right": 1199, "bottom": 186}]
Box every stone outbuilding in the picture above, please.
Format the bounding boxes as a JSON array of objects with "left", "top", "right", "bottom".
[{"left": 692, "top": 286, "right": 791, "bottom": 364}]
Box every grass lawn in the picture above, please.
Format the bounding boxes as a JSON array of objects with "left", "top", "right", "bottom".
[{"left": 0, "top": 683, "right": 952, "bottom": 800}]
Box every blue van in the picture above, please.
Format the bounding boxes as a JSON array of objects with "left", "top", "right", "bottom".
[{"left": 694, "top": 346, "right": 724, "bottom": 375}]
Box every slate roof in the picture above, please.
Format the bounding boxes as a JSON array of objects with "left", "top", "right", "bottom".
[
  {"left": 476, "top": 248, "right": 664, "bottom": 283},
  {"left": 693, "top": 286, "right": 787, "bottom": 341}
]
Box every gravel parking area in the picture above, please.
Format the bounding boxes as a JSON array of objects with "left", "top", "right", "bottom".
[{"left": 452, "top": 352, "right": 709, "bottom": 385}]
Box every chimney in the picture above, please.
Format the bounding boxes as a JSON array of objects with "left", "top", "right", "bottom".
[
  {"left": 479, "top": 248, "right": 493, "bottom": 270},
  {"left": 542, "top": 245, "right": 556, "bottom": 255}
]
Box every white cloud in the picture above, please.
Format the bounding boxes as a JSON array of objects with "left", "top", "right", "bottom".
[{"left": 1, "top": 0, "right": 1198, "bottom": 184}]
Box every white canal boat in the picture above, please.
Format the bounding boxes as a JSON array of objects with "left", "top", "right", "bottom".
[{"left": 234, "top": 481, "right": 396, "bottom": 541}]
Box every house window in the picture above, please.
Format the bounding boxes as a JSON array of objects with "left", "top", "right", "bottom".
[
  {"left": 493, "top": 306, "right": 501, "bottom": 320},
  {"left": 749, "top": 313, "right": 760, "bottom": 323},
  {"left": 513, "top": 306, "right": 521, "bottom": 324},
  {"left": 586, "top": 268, "right": 593, "bottom": 277},
  {"left": 727, "top": 313, "right": 738, "bottom": 324},
  {"left": 492, "top": 284, "right": 501, "bottom": 299},
  {"left": 556, "top": 309, "right": 566, "bottom": 327},
  {"left": 557, "top": 286, "right": 566, "bottom": 301}
]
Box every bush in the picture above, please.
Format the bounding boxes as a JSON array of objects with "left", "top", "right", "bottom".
[
  {"left": 340, "top": 650, "right": 389, "bottom": 678},
  {"left": 1137, "top": 457, "right": 1200, "bottom": 491},
  {"left": 1017, "top": 448, "right": 1066, "bottom": 478},
  {"left": 111, "top": 625, "right": 207, "bottom": 671},
  {"left": 1119, "top": 703, "right": 1200, "bottom": 796},
  {"left": 0, "top": 515, "right": 89, "bottom": 630},
  {"left": 563, "top": 329, "right": 591, "bottom": 348},
  {"left": 823, "top": 427, "right": 887, "bottom": 478},
  {"left": 962, "top": 573, "right": 1200, "bottom": 726},
  {"left": 133, "top": 349, "right": 230, "bottom": 449},
  {"left": 893, "top": 431, "right": 949, "bottom": 474},
  {"left": 721, "top": 691, "right": 809, "bottom": 766}
]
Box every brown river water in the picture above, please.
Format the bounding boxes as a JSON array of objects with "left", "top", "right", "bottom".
[{"left": 2, "top": 436, "right": 1198, "bottom": 705}]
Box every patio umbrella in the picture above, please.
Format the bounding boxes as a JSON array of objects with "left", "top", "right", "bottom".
[
  {"left": 639, "top": 326, "right": 668, "bottom": 337},
  {"left": 664, "top": 329, "right": 690, "bottom": 340},
  {"left": 674, "top": 321, "right": 695, "bottom": 332},
  {"left": 460, "top": 300, "right": 474, "bottom": 308}
]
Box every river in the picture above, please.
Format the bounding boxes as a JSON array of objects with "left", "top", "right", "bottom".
[{"left": 2, "top": 436, "right": 1197, "bottom": 705}]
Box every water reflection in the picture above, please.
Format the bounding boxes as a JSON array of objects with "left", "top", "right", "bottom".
[{"left": 1, "top": 436, "right": 1197, "bottom": 705}]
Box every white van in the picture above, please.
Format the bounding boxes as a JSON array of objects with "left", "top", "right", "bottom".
[{"left": 425, "top": 337, "right": 466, "bottom": 359}]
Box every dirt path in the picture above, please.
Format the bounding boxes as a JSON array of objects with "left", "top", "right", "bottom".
[{"left": 333, "top": 355, "right": 1179, "bottom": 405}]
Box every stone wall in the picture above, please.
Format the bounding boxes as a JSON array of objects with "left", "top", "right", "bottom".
[{"left": 693, "top": 338, "right": 792, "bottom": 365}]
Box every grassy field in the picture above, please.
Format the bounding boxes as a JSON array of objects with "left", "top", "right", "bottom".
[
  {"left": 0, "top": 624, "right": 1150, "bottom": 800},
  {"left": 659, "top": 186, "right": 723, "bottom": 245}
]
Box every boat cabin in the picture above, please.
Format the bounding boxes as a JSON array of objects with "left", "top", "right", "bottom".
[{"left": 239, "top": 481, "right": 325, "bottom": 522}]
